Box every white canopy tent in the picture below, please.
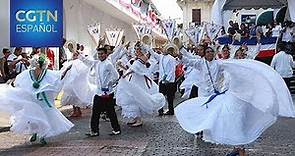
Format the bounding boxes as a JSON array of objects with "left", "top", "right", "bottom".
[{"left": 211, "top": 0, "right": 295, "bottom": 26}]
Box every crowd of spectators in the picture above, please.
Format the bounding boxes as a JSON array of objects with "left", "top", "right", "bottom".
[
  {"left": 0, "top": 38, "right": 86, "bottom": 84},
  {"left": 220, "top": 20, "right": 295, "bottom": 44}
]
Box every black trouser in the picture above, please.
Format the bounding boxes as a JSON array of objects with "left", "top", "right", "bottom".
[
  {"left": 91, "top": 94, "right": 120, "bottom": 133},
  {"left": 0, "top": 76, "right": 6, "bottom": 83},
  {"left": 158, "top": 82, "right": 177, "bottom": 114},
  {"left": 283, "top": 77, "right": 291, "bottom": 91},
  {"left": 189, "top": 85, "right": 198, "bottom": 99}
]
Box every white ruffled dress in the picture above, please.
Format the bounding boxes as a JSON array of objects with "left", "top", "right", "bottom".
[
  {"left": 180, "top": 67, "right": 201, "bottom": 99},
  {"left": 175, "top": 59, "right": 295, "bottom": 145},
  {"left": 179, "top": 48, "right": 202, "bottom": 99},
  {"left": 0, "top": 70, "right": 74, "bottom": 138},
  {"left": 61, "top": 59, "right": 96, "bottom": 107},
  {"left": 116, "top": 59, "right": 166, "bottom": 119}
]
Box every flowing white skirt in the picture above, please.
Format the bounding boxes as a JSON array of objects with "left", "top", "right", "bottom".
[
  {"left": 175, "top": 92, "right": 276, "bottom": 145},
  {"left": 175, "top": 59, "right": 295, "bottom": 145},
  {"left": 61, "top": 60, "right": 96, "bottom": 107},
  {"left": 116, "top": 75, "right": 166, "bottom": 119},
  {"left": 0, "top": 85, "right": 74, "bottom": 138},
  {"left": 180, "top": 68, "right": 200, "bottom": 99}
]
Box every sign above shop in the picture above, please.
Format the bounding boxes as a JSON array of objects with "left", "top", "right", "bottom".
[{"left": 10, "top": 0, "right": 63, "bottom": 47}]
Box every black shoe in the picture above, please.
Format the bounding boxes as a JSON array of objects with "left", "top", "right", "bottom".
[
  {"left": 200, "top": 131, "right": 203, "bottom": 139},
  {"left": 158, "top": 109, "right": 164, "bottom": 116},
  {"left": 130, "top": 121, "right": 143, "bottom": 127},
  {"left": 30, "top": 133, "right": 37, "bottom": 142},
  {"left": 164, "top": 111, "right": 174, "bottom": 115},
  {"left": 40, "top": 138, "right": 47, "bottom": 145},
  {"left": 85, "top": 132, "right": 99, "bottom": 137},
  {"left": 109, "top": 130, "right": 121, "bottom": 136},
  {"left": 127, "top": 121, "right": 136, "bottom": 125}
]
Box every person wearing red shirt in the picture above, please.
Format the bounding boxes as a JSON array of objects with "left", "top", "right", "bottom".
[{"left": 46, "top": 48, "right": 55, "bottom": 70}]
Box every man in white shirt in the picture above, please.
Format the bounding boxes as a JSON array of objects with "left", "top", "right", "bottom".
[
  {"left": 0, "top": 48, "right": 11, "bottom": 82},
  {"left": 7, "top": 47, "right": 29, "bottom": 72},
  {"left": 271, "top": 44, "right": 295, "bottom": 90},
  {"left": 79, "top": 47, "right": 121, "bottom": 137},
  {"left": 6, "top": 47, "right": 23, "bottom": 78},
  {"left": 272, "top": 22, "right": 282, "bottom": 37},
  {"left": 282, "top": 22, "right": 294, "bottom": 43},
  {"left": 149, "top": 46, "right": 177, "bottom": 115},
  {"left": 15, "top": 50, "right": 30, "bottom": 74}
]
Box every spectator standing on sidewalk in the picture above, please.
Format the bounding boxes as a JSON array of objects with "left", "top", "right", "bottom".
[
  {"left": 271, "top": 44, "right": 295, "bottom": 90},
  {"left": 1, "top": 48, "right": 13, "bottom": 82}
]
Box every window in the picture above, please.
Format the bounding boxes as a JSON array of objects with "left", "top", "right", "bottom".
[{"left": 192, "top": 9, "right": 201, "bottom": 25}]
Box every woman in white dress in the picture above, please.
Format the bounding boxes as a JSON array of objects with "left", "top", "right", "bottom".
[
  {"left": 179, "top": 44, "right": 205, "bottom": 99},
  {"left": 61, "top": 52, "right": 96, "bottom": 117},
  {"left": 116, "top": 43, "right": 166, "bottom": 127},
  {"left": 175, "top": 47, "right": 295, "bottom": 155},
  {"left": 0, "top": 54, "right": 74, "bottom": 145}
]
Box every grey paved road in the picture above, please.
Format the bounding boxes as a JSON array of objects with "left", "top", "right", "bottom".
[{"left": 0, "top": 94, "right": 295, "bottom": 156}]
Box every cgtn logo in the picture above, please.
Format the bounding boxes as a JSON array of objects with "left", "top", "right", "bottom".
[
  {"left": 10, "top": 0, "right": 63, "bottom": 47},
  {"left": 15, "top": 10, "right": 58, "bottom": 33}
]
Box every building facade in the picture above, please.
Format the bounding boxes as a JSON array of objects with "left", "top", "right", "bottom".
[
  {"left": 177, "top": 0, "right": 214, "bottom": 42},
  {"left": 64, "top": 0, "right": 165, "bottom": 51},
  {"left": 0, "top": 0, "right": 165, "bottom": 52},
  {"left": 0, "top": 0, "right": 167, "bottom": 69}
]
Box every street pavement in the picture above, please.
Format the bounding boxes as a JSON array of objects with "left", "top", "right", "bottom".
[{"left": 1, "top": 94, "right": 295, "bottom": 156}]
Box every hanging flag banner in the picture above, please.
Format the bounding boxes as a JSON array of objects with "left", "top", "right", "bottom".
[
  {"left": 161, "top": 19, "right": 176, "bottom": 41},
  {"left": 132, "top": 23, "right": 153, "bottom": 39},
  {"left": 185, "top": 25, "right": 204, "bottom": 45},
  {"left": 144, "top": 25, "right": 152, "bottom": 35},
  {"left": 87, "top": 23, "right": 101, "bottom": 46},
  {"left": 131, "top": 0, "right": 141, "bottom": 7},
  {"left": 105, "top": 29, "right": 124, "bottom": 47},
  {"left": 119, "top": 0, "right": 131, "bottom": 8},
  {"left": 116, "top": 30, "right": 125, "bottom": 47},
  {"left": 131, "top": 0, "right": 141, "bottom": 16},
  {"left": 10, "top": 0, "right": 63, "bottom": 47},
  {"left": 204, "top": 22, "right": 222, "bottom": 40},
  {"left": 174, "top": 28, "right": 181, "bottom": 37},
  {"left": 133, "top": 24, "right": 146, "bottom": 39}
]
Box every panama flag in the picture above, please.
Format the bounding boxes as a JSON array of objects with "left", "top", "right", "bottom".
[{"left": 217, "top": 36, "right": 277, "bottom": 60}]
